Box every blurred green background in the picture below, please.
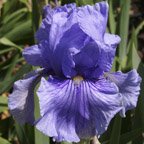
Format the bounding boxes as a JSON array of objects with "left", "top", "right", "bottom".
[{"left": 0, "top": 0, "right": 144, "bottom": 144}]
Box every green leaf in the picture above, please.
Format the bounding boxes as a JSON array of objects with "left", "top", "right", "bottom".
[
  {"left": 126, "top": 28, "right": 140, "bottom": 70},
  {"left": 93, "top": 0, "right": 103, "bottom": 3},
  {"left": 120, "top": 128, "right": 142, "bottom": 144},
  {"left": 15, "top": 123, "right": 30, "bottom": 144},
  {"left": 118, "top": 0, "right": 130, "bottom": 61},
  {"left": 4, "top": 20, "right": 32, "bottom": 42},
  {"left": 0, "top": 64, "right": 32, "bottom": 94},
  {"left": 0, "top": 117, "right": 11, "bottom": 138},
  {"left": 100, "top": 128, "right": 142, "bottom": 144},
  {"left": 0, "top": 137, "right": 11, "bottom": 144},
  {"left": 25, "top": 124, "right": 35, "bottom": 144},
  {"left": 108, "top": 0, "right": 116, "bottom": 34},
  {"left": 0, "top": 96, "right": 8, "bottom": 113},
  {"left": 135, "top": 20, "right": 144, "bottom": 35},
  {"left": 32, "top": 0, "right": 40, "bottom": 32},
  {"left": 109, "top": 115, "right": 122, "bottom": 144},
  {"left": 76, "top": 0, "right": 94, "bottom": 5},
  {"left": 5, "top": 53, "right": 19, "bottom": 80},
  {"left": 2, "top": 8, "right": 28, "bottom": 24},
  {"left": 61, "top": 0, "right": 75, "bottom": 5},
  {"left": 132, "top": 62, "right": 144, "bottom": 144},
  {"left": 0, "top": 6, "right": 30, "bottom": 39},
  {"left": 2, "top": 0, "right": 18, "bottom": 17},
  {"left": 132, "top": 44, "right": 141, "bottom": 70},
  {"left": 20, "top": 0, "right": 29, "bottom": 4},
  {"left": 62, "top": 142, "right": 72, "bottom": 144},
  {"left": 0, "top": 37, "right": 22, "bottom": 51},
  {"left": 34, "top": 84, "right": 50, "bottom": 144},
  {"left": 0, "top": 47, "right": 15, "bottom": 55},
  {"left": 15, "top": 121, "right": 34, "bottom": 144}
]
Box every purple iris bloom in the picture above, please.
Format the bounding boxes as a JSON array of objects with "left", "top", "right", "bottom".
[{"left": 8, "top": 2, "right": 141, "bottom": 142}]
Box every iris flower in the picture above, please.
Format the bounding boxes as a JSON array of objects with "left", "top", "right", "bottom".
[{"left": 8, "top": 2, "right": 141, "bottom": 143}]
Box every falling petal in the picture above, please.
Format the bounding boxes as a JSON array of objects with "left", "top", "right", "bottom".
[
  {"left": 105, "top": 69, "right": 141, "bottom": 117},
  {"left": 8, "top": 69, "right": 45, "bottom": 124},
  {"left": 36, "top": 76, "right": 122, "bottom": 142}
]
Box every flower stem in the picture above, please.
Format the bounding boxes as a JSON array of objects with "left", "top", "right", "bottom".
[
  {"left": 90, "top": 136, "right": 101, "bottom": 144},
  {"left": 74, "top": 137, "right": 101, "bottom": 144},
  {"left": 45, "top": 0, "right": 49, "bottom": 5}
]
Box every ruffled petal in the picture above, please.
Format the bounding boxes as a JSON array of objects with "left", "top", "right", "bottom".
[
  {"left": 8, "top": 69, "right": 44, "bottom": 124},
  {"left": 35, "top": 8, "right": 79, "bottom": 76},
  {"left": 97, "top": 34, "right": 121, "bottom": 72},
  {"left": 98, "top": 44, "right": 116, "bottom": 72},
  {"left": 105, "top": 69, "right": 141, "bottom": 117},
  {"left": 104, "top": 33, "right": 121, "bottom": 47},
  {"left": 62, "top": 39, "right": 117, "bottom": 78},
  {"left": 23, "top": 45, "right": 51, "bottom": 68},
  {"left": 36, "top": 76, "right": 122, "bottom": 142},
  {"left": 47, "top": 4, "right": 77, "bottom": 51},
  {"left": 77, "top": 2, "right": 108, "bottom": 42},
  {"left": 35, "top": 18, "right": 51, "bottom": 42},
  {"left": 54, "top": 24, "right": 89, "bottom": 76},
  {"left": 36, "top": 3, "right": 76, "bottom": 42},
  {"left": 43, "top": 3, "right": 76, "bottom": 19},
  {"left": 33, "top": 2, "right": 117, "bottom": 77}
]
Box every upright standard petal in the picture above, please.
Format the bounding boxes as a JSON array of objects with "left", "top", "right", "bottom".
[
  {"left": 8, "top": 69, "right": 44, "bottom": 124},
  {"left": 98, "top": 43, "right": 116, "bottom": 72},
  {"left": 35, "top": 18, "right": 51, "bottom": 42},
  {"left": 35, "top": 8, "right": 79, "bottom": 76},
  {"left": 105, "top": 69, "right": 141, "bottom": 117},
  {"left": 62, "top": 36, "right": 120, "bottom": 78},
  {"left": 43, "top": 3, "right": 76, "bottom": 19},
  {"left": 33, "top": 2, "right": 119, "bottom": 77},
  {"left": 55, "top": 24, "right": 90, "bottom": 77},
  {"left": 36, "top": 3, "right": 76, "bottom": 42},
  {"left": 44, "top": 4, "right": 77, "bottom": 51},
  {"left": 100, "top": 33, "right": 121, "bottom": 71},
  {"left": 77, "top": 2, "right": 108, "bottom": 42},
  {"left": 36, "top": 76, "right": 122, "bottom": 142}
]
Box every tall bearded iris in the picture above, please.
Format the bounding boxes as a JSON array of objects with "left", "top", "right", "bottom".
[{"left": 8, "top": 2, "right": 141, "bottom": 142}]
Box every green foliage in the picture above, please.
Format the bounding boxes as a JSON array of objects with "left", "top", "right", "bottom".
[
  {"left": 118, "top": 0, "right": 131, "bottom": 61},
  {"left": 0, "top": 1, "right": 33, "bottom": 143},
  {"left": 34, "top": 84, "right": 50, "bottom": 144},
  {"left": 109, "top": 115, "right": 122, "bottom": 144},
  {"left": 0, "top": 137, "right": 11, "bottom": 144},
  {"left": 0, "top": 96, "right": 8, "bottom": 113},
  {"left": 0, "top": 0, "right": 144, "bottom": 144}
]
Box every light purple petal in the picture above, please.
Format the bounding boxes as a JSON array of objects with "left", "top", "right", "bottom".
[
  {"left": 94, "top": 34, "right": 120, "bottom": 72},
  {"left": 43, "top": 3, "right": 76, "bottom": 19},
  {"left": 43, "top": 5, "right": 54, "bottom": 21},
  {"left": 98, "top": 43, "right": 116, "bottom": 72},
  {"left": 23, "top": 44, "right": 51, "bottom": 68},
  {"left": 36, "top": 76, "right": 122, "bottom": 142},
  {"left": 62, "top": 37, "right": 119, "bottom": 78},
  {"left": 33, "top": 2, "right": 118, "bottom": 77},
  {"left": 105, "top": 69, "right": 141, "bottom": 117},
  {"left": 8, "top": 69, "right": 43, "bottom": 124},
  {"left": 35, "top": 18, "right": 51, "bottom": 42},
  {"left": 35, "top": 8, "right": 79, "bottom": 76},
  {"left": 48, "top": 5, "right": 78, "bottom": 51},
  {"left": 54, "top": 24, "right": 89, "bottom": 76},
  {"left": 77, "top": 2, "right": 108, "bottom": 42},
  {"left": 104, "top": 33, "right": 121, "bottom": 47},
  {"left": 36, "top": 3, "right": 76, "bottom": 42}
]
